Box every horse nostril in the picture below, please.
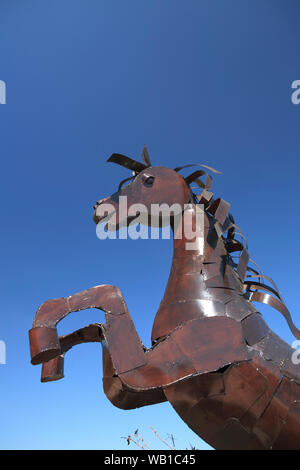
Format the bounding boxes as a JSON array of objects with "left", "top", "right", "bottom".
[
  {"left": 96, "top": 199, "right": 105, "bottom": 206},
  {"left": 94, "top": 197, "right": 108, "bottom": 209}
]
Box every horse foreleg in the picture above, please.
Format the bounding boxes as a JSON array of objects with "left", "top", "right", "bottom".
[
  {"left": 29, "top": 284, "right": 145, "bottom": 369},
  {"left": 41, "top": 323, "right": 103, "bottom": 382},
  {"left": 29, "top": 285, "right": 166, "bottom": 409}
]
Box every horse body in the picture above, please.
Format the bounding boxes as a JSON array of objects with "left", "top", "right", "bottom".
[
  {"left": 151, "top": 207, "right": 300, "bottom": 449},
  {"left": 29, "top": 150, "right": 300, "bottom": 449}
]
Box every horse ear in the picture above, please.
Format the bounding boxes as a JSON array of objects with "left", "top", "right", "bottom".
[
  {"left": 141, "top": 145, "right": 152, "bottom": 167},
  {"left": 107, "top": 153, "right": 147, "bottom": 173}
]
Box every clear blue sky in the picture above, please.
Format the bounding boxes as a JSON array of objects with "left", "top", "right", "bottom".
[{"left": 1, "top": 0, "right": 300, "bottom": 450}]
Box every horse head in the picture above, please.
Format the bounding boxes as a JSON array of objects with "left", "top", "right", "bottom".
[{"left": 93, "top": 146, "right": 220, "bottom": 232}]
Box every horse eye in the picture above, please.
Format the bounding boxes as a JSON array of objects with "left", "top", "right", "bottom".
[{"left": 143, "top": 176, "right": 155, "bottom": 187}]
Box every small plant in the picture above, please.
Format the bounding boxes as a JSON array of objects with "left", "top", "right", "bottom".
[{"left": 122, "top": 427, "right": 197, "bottom": 450}]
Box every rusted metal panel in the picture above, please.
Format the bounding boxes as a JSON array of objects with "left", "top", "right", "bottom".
[
  {"left": 213, "top": 418, "right": 264, "bottom": 450},
  {"left": 41, "top": 355, "right": 64, "bottom": 383},
  {"left": 242, "top": 312, "right": 269, "bottom": 346},
  {"left": 252, "top": 376, "right": 300, "bottom": 449},
  {"left": 151, "top": 299, "right": 226, "bottom": 343},
  {"left": 170, "top": 317, "right": 248, "bottom": 374},
  {"left": 105, "top": 312, "right": 146, "bottom": 374},
  {"left": 29, "top": 326, "right": 60, "bottom": 365},
  {"left": 226, "top": 297, "right": 257, "bottom": 321},
  {"left": 273, "top": 402, "right": 300, "bottom": 450}
]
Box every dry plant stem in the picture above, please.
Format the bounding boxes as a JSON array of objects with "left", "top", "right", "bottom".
[
  {"left": 135, "top": 433, "right": 151, "bottom": 450},
  {"left": 150, "top": 426, "right": 176, "bottom": 450},
  {"left": 122, "top": 435, "right": 146, "bottom": 450}
]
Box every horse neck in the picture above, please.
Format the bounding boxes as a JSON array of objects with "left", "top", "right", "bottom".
[{"left": 151, "top": 204, "right": 240, "bottom": 343}]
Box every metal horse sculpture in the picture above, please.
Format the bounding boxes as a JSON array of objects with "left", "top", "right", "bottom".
[{"left": 29, "top": 147, "right": 300, "bottom": 450}]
